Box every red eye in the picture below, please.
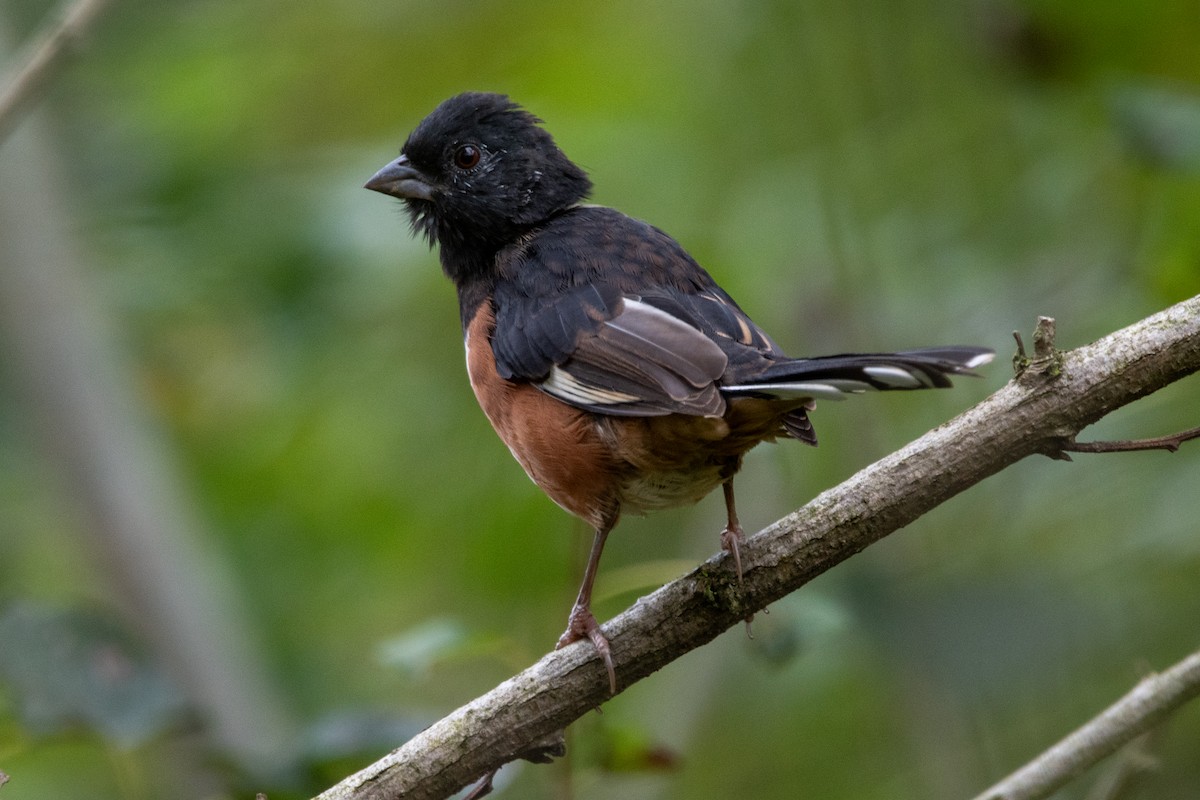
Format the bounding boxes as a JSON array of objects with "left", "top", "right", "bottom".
[{"left": 454, "top": 144, "right": 481, "bottom": 169}]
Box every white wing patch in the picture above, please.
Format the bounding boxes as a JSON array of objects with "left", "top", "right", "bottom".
[
  {"left": 541, "top": 364, "right": 643, "bottom": 406},
  {"left": 534, "top": 296, "right": 728, "bottom": 415},
  {"left": 721, "top": 382, "right": 856, "bottom": 401},
  {"left": 863, "top": 365, "right": 932, "bottom": 389},
  {"left": 965, "top": 351, "right": 995, "bottom": 369}
]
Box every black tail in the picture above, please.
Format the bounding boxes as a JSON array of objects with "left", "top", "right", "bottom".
[{"left": 720, "top": 346, "right": 994, "bottom": 402}]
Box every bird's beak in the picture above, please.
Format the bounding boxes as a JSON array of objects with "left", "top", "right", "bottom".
[{"left": 364, "top": 154, "right": 435, "bottom": 201}]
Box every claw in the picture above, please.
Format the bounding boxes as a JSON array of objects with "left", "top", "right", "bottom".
[
  {"left": 719, "top": 479, "right": 756, "bottom": 634},
  {"left": 719, "top": 524, "right": 745, "bottom": 584},
  {"left": 719, "top": 522, "right": 757, "bottom": 636},
  {"left": 557, "top": 603, "right": 617, "bottom": 694}
]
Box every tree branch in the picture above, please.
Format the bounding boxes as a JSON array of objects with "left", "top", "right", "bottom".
[
  {"left": 0, "top": 0, "right": 113, "bottom": 146},
  {"left": 314, "top": 295, "right": 1200, "bottom": 800},
  {"left": 971, "top": 648, "right": 1200, "bottom": 800}
]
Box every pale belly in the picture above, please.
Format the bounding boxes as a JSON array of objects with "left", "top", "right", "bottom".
[{"left": 615, "top": 464, "right": 729, "bottom": 515}]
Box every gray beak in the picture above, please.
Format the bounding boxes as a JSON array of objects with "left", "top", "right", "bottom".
[{"left": 364, "top": 154, "right": 435, "bottom": 201}]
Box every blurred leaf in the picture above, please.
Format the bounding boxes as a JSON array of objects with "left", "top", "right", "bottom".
[
  {"left": 592, "top": 722, "right": 681, "bottom": 774},
  {"left": 1111, "top": 82, "right": 1200, "bottom": 171},
  {"left": 0, "top": 603, "right": 188, "bottom": 747},
  {"left": 376, "top": 617, "right": 467, "bottom": 677},
  {"left": 594, "top": 559, "right": 698, "bottom": 604},
  {"left": 745, "top": 609, "right": 805, "bottom": 668},
  {"left": 301, "top": 709, "right": 424, "bottom": 763},
  {"left": 739, "top": 592, "right": 854, "bottom": 669},
  {"left": 375, "top": 617, "right": 512, "bottom": 678}
]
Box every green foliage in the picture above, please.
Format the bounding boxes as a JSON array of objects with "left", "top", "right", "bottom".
[
  {"left": 1, "top": 0, "right": 1198, "bottom": 798},
  {"left": 0, "top": 603, "right": 187, "bottom": 745}
]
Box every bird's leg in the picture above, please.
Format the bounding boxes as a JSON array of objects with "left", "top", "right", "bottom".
[
  {"left": 719, "top": 479, "right": 756, "bottom": 635},
  {"left": 719, "top": 479, "right": 745, "bottom": 583},
  {"left": 556, "top": 521, "right": 617, "bottom": 694}
]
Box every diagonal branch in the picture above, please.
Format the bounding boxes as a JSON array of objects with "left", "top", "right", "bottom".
[
  {"left": 0, "top": 0, "right": 113, "bottom": 146},
  {"left": 314, "top": 294, "right": 1200, "bottom": 800},
  {"left": 971, "top": 647, "right": 1200, "bottom": 800}
]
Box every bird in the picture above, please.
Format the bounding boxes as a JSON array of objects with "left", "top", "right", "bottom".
[{"left": 365, "top": 92, "right": 992, "bottom": 694}]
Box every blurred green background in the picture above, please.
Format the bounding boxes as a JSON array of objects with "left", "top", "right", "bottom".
[{"left": 1, "top": 0, "right": 1198, "bottom": 798}]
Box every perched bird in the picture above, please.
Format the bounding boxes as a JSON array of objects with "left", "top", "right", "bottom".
[{"left": 366, "top": 92, "right": 992, "bottom": 694}]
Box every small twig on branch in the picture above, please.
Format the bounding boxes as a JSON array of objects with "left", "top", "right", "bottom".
[
  {"left": 1014, "top": 316, "right": 1200, "bottom": 455},
  {"left": 1033, "top": 315, "right": 1057, "bottom": 359},
  {"left": 1013, "top": 316, "right": 1064, "bottom": 379},
  {"left": 1061, "top": 425, "right": 1200, "bottom": 454},
  {"left": 462, "top": 773, "right": 494, "bottom": 800},
  {"left": 463, "top": 730, "right": 565, "bottom": 799},
  {"left": 1082, "top": 730, "right": 1159, "bottom": 800},
  {"left": 971, "top": 648, "right": 1200, "bottom": 800},
  {"left": 0, "top": 0, "right": 114, "bottom": 146}
]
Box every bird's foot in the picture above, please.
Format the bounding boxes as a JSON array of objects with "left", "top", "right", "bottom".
[
  {"left": 719, "top": 523, "right": 756, "bottom": 635},
  {"left": 556, "top": 603, "right": 616, "bottom": 695},
  {"left": 719, "top": 522, "right": 746, "bottom": 584}
]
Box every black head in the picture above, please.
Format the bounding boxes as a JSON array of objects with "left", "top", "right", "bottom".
[{"left": 366, "top": 93, "right": 593, "bottom": 281}]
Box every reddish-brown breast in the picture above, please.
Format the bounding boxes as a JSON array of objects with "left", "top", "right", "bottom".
[
  {"left": 464, "top": 301, "right": 802, "bottom": 523},
  {"left": 465, "top": 301, "right": 623, "bottom": 529}
]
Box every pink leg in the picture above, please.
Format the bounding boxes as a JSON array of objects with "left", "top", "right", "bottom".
[
  {"left": 718, "top": 479, "right": 756, "bottom": 635},
  {"left": 719, "top": 480, "right": 745, "bottom": 583},
  {"left": 555, "top": 521, "right": 617, "bottom": 694}
]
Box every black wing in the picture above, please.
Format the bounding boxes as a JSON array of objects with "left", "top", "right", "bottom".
[
  {"left": 492, "top": 284, "right": 730, "bottom": 416},
  {"left": 489, "top": 207, "right": 787, "bottom": 417}
]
